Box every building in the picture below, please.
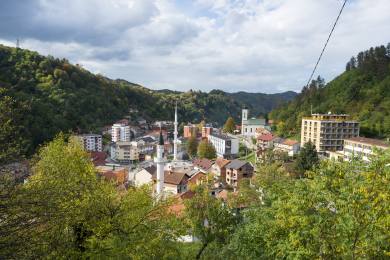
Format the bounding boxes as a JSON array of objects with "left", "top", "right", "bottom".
[
  {"left": 211, "top": 158, "right": 231, "bottom": 182},
  {"left": 193, "top": 158, "right": 213, "bottom": 173},
  {"left": 208, "top": 133, "right": 239, "bottom": 159},
  {"left": 132, "top": 165, "right": 156, "bottom": 187},
  {"left": 112, "top": 123, "right": 131, "bottom": 142},
  {"left": 152, "top": 171, "right": 189, "bottom": 195},
  {"left": 111, "top": 141, "right": 139, "bottom": 163},
  {"left": 274, "top": 139, "right": 300, "bottom": 157},
  {"left": 301, "top": 113, "right": 360, "bottom": 154},
  {"left": 202, "top": 126, "right": 213, "bottom": 138},
  {"left": 96, "top": 165, "right": 128, "bottom": 185},
  {"left": 225, "top": 159, "right": 254, "bottom": 188},
  {"left": 88, "top": 151, "right": 107, "bottom": 166},
  {"left": 184, "top": 124, "right": 198, "bottom": 138},
  {"left": 187, "top": 171, "right": 207, "bottom": 186},
  {"left": 257, "top": 133, "right": 275, "bottom": 150},
  {"left": 241, "top": 108, "right": 270, "bottom": 137},
  {"left": 77, "top": 134, "right": 102, "bottom": 152},
  {"left": 342, "top": 137, "right": 389, "bottom": 162}
]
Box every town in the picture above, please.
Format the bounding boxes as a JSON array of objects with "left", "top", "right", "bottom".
[{"left": 75, "top": 104, "right": 389, "bottom": 215}]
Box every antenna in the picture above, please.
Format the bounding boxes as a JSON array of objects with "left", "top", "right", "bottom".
[{"left": 16, "top": 38, "right": 20, "bottom": 49}]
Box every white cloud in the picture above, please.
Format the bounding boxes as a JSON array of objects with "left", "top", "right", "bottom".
[{"left": 1, "top": 0, "right": 390, "bottom": 93}]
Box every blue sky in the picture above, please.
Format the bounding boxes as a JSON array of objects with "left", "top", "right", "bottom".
[{"left": 0, "top": 0, "right": 389, "bottom": 93}]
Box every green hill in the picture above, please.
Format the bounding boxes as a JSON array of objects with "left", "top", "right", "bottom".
[
  {"left": 0, "top": 45, "right": 295, "bottom": 162},
  {"left": 269, "top": 43, "right": 390, "bottom": 140}
]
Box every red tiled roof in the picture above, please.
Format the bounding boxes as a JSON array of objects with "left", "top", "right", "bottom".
[
  {"left": 89, "top": 152, "right": 107, "bottom": 166},
  {"left": 257, "top": 133, "right": 274, "bottom": 142},
  {"left": 188, "top": 171, "right": 206, "bottom": 185},
  {"left": 152, "top": 171, "right": 189, "bottom": 185},
  {"left": 283, "top": 139, "right": 299, "bottom": 146},
  {"left": 193, "top": 158, "right": 213, "bottom": 171},
  {"left": 214, "top": 158, "right": 231, "bottom": 168}
]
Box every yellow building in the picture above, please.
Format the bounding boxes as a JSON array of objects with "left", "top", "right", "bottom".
[{"left": 301, "top": 113, "right": 359, "bottom": 154}]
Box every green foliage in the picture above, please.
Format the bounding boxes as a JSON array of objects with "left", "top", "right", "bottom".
[
  {"left": 0, "top": 44, "right": 294, "bottom": 161},
  {"left": 0, "top": 136, "right": 183, "bottom": 259},
  {"left": 225, "top": 152, "right": 390, "bottom": 259},
  {"left": 294, "top": 141, "right": 319, "bottom": 176},
  {"left": 270, "top": 43, "right": 390, "bottom": 139},
  {"left": 184, "top": 184, "right": 240, "bottom": 259},
  {"left": 187, "top": 136, "right": 198, "bottom": 158},
  {"left": 222, "top": 116, "right": 235, "bottom": 133},
  {"left": 0, "top": 89, "right": 29, "bottom": 164},
  {"left": 197, "top": 139, "right": 217, "bottom": 159}
]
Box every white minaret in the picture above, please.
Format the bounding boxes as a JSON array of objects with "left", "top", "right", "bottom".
[
  {"left": 241, "top": 107, "right": 248, "bottom": 135},
  {"left": 154, "top": 130, "right": 166, "bottom": 196},
  {"left": 173, "top": 101, "right": 178, "bottom": 161}
]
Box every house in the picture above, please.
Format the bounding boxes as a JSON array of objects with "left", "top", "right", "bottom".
[
  {"left": 257, "top": 133, "right": 275, "bottom": 150},
  {"left": 193, "top": 158, "right": 213, "bottom": 173},
  {"left": 274, "top": 139, "right": 300, "bottom": 157},
  {"left": 152, "top": 171, "right": 190, "bottom": 195},
  {"left": 187, "top": 171, "right": 207, "bottom": 186},
  {"left": 225, "top": 159, "right": 254, "bottom": 189},
  {"left": 208, "top": 133, "right": 239, "bottom": 159},
  {"left": 96, "top": 165, "right": 128, "bottom": 185},
  {"left": 133, "top": 165, "right": 156, "bottom": 187},
  {"left": 89, "top": 151, "right": 107, "bottom": 166},
  {"left": 211, "top": 158, "right": 231, "bottom": 182}
]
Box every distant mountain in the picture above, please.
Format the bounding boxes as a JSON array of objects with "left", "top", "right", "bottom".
[
  {"left": 269, "top": 43, "right": 390, "bottom": 139},
  {"left": 0, "top": 44, "right": 295, "bottom": 161}
]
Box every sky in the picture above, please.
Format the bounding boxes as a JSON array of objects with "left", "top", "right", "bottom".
[{"left": 0, "top": 0, "right": 389, "bottom": 93}]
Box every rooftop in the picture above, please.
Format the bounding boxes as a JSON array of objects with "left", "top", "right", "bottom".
[
  {"left": 214, "top": 158, "right": 231, "bottom": 168},
  {"left": 243, "top": 118, "right": 266, "bottom": 126},
  {"left": 345, "top": 137, "right": 389, "bottom": 148},
  {"left": 257, "top": 133, "right": 274, "bottom": 142},
  {"left": 193, "top": 158, "right": 213, "bottom": 171},
  {"left": 226, "top": 159, "right": 249, "bottom": 170},
  {"left": 209, "top": 133, "right": 237, "bottom": 141},
  {"left": 152, "top": 171, "right": 188, "bottom": 185},
  {"left": 283, "top": 139, "right": 299, "bottom": 146}
]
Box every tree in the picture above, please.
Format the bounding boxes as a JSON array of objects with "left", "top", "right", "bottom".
[
  {"left": 197, "top": 139, "right": 216, "bottom": 159},
  {"left": 294, "top": 141, "right": 319, "bottom": 176},
  {"left": 187, "top": 136, "right": 198, "bottom": 158},
  {"left": 0, "top": 136, "right": 183, "bottom": 259},
  {"left": 184, "top": 185, "right": 240, "bottom": 259},
  {"left": 0, "top": 89, "right": 29, "bottom": 164},
  {"left": 223, "top": 117, "right": 235, "bottom": 134}
]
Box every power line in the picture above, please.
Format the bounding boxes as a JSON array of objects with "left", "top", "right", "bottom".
[{"left": 305, "top": 0, "right": 348, "bottom": 88}]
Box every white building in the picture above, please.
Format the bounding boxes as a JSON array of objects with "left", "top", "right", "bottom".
[
  {"left": 208, "top": 133, "right": 239, "bottom": 159},
  {"left": 241, "top": 108, "right": 270, "bottom": 137},
  {"left": 274, "top": 139, "right": 300, "bottom": 157},
  {"left": 341, "top": 137, "right": 389, "bottom": 162},
  {"left": 111, "top": 123, "right": 131, "bottom": 142},
  {"left": 110, "top": 141, "right": 139, "bottom": 163},
  {"left": 77, "top": 134, "right": 102, "bottom": 152}
]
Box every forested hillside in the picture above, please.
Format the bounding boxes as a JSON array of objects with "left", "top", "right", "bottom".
[
  {"left": 0, "top": 45, "right": 294, "bottom": 162},
  {"left": 269, "top": 43, "right": 390, "bottom": 139}
]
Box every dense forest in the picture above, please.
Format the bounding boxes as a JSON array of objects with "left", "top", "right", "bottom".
[
  {"left": 0, "top": 44, "right": 295, "bottom": 162},
  {"left": 269, "top": 43, "right": 390, "bottom": 139}
]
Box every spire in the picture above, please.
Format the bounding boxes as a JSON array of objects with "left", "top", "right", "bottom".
[
  {"left": 173, "top": 101, "right": 178, "bottom": 160},
  {"left": 159, "top": 130, "right": 164, "bottom": 145}
]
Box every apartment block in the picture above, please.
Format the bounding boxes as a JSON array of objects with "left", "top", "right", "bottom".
[
  {"left": 112, "top": 123, "right": 131, "bottom": 142},
  {"left": 111, "top": 141, "right": 139, "bottom": 163},
  {"left": 184, "top": 124, "right": 198, "bottom": 138},
  {"left": 78, "top": 134, "right": 102, "bottom": 152},
  {"left": 301, "top": 113, "right": 359, "bottom": 153},
  {"left": 208, "top": 133, "right": 239, "bottom": 159},
  {"left": 343, "top": 137, "right": 389, "bottom": 162}
]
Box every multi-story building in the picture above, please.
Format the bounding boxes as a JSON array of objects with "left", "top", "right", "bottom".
[
  {"left": 77, "top": 134, "right": 102, "bottom": 152},
  {"left": 111, "top": 123, "right": 131, "bottom": 142},
  {"left": 184, "top": 124, "right": 198, "bottom": 138},
  {"left": 342, "top": 137, "right": 389, "bottom": 162},
  {"left": 208, "top": 133, "right": 239, "bottom": 159},
  {"left": 301, "top": 113, "right": 359, "bottom": 154},
  {"left": 111, "top": 141, "right": 139, "bottom": 163},
  {"left": 211, "top": 158, "right": 231, "bottom": 182},
  {"left": 225, "top": 159, "right": 254, "bottom": 188},
  {"left": 201, "top": 126, "right": 213, "bottom": 138}
]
